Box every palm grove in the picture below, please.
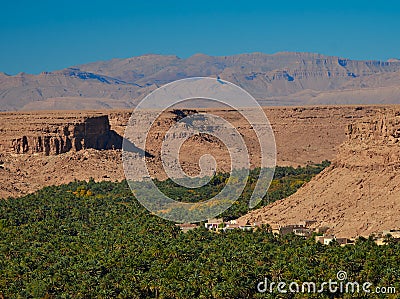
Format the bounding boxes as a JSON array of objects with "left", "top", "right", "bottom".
[{"left": 0, "top": 163, "right": 399, "bottom": 298}]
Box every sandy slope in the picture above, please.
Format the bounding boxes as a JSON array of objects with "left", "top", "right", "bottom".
[{"left": 240, "top": 108, "right": 400, "bottom": 238}]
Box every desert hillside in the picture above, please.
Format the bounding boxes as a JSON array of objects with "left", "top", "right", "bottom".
[
  {"left": 240, "top": 107, "right": 400, "bottom": 238},
  {"left": 0, "top": 105, "right": 383, "bottom": 199}
]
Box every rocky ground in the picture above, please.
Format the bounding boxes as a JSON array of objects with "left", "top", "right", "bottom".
[
  {"left": 240, "top": 107, "right": 400, "bottom": 238},
  {"left": 0, "top": 149, "right": 124, "bottom": 198},
  {"left": 2, "top": 105, "right": 400, "bottom": 239},
  {"left": 0, "top": 105, "right": 382, "bottom": 199}
]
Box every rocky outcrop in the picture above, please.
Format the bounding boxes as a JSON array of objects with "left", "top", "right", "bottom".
[
  {"left": 239, "top": 107, "right": 400, "bottom": 238},
  {"left": 0, "top": 105, "right": 396, "bottom": 201},
  {"left": 345, "top": 113, "right": 400, "bottom": 144},
  {"left": 9, "top": 115, "right": 122, "bottom": 155},
  {"left": 336, "top": 111, "right": 400, "bottom": 170}
]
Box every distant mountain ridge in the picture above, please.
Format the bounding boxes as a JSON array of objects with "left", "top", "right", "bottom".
[{"left": 1, "top": 52, "right": 400, "bottom": 111}]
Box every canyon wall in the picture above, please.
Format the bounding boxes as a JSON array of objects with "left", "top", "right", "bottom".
[
  {"left": 2, "top": 113, "right": 122, "bottom": 155},
  {"left": 346, "top": 111, "right": 400, "bottom": 144},
  {"left": 337, "top": 111, "right": 400, "bottom": 170}
]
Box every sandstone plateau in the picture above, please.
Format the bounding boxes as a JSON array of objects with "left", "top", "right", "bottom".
[{"left": 0, "top": 105, "right": 391, "bottom": 199}]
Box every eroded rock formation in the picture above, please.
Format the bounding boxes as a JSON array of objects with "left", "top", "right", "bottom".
[
  {"left": 240, "top": 107, "right": 400, "bottom": 238},
  {"left": 0, "top": 105, "right": 396, "bottom": 204},
  {"left": 7, "top": 114, "right": 122, "bottom": 155},
  {"left": 337, "top": 111, "right": 400, "bottom": 170}
]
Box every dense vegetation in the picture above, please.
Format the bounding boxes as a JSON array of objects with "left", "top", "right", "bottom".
[
  {"left": 155, "top": 161, "right": 331, "bottom": 220},
  {"left": 0, "top": 167, "right": 399, "bottom": 298}
]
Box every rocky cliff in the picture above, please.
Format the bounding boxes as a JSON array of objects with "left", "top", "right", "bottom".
[
  {"left": 240, "top": 107, "right": 400, "bottom": 238},
  {"left": 338, "top": 111, "right": 400, "bottom": 169},
  {"left": 3, "top": 113, "right": 122, "bottom": 155},
  {"left": 0, "top": 105, "right": 384, "bottom": 199},
  {"left": 346, "top": 112, "right": 400, "bottom": 144}
]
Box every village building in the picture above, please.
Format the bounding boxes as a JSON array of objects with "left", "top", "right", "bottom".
[
  {"left": 316, "top": 235, "right": 353, "bottom": 245},
  {"left": 375, "top": 229, "right": 400, "bottom": 245},
  {"left": 204, "top": 218, "right": 224, "bottom": 230},
  {"left": 298, "top": 219, "right": 317, "bottom": 227},
  {"left": 382, "top": 229, "right": 400, "bottom": 239},
  {"left": 293, "top": 227, "right": 312, "bottom": 237},
  {"left": 176, "top": 223, "right": 199, "bottom": 233}
]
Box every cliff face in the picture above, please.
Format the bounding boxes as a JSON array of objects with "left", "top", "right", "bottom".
[
  {"left": 7, "top": 114, "right": 122, "bottom": 155},
  {"left": 239, "top": 107, "right": 400, "bottom": 238},
  {"left": 0, "top": 106, "right": 397, "bottom": 206},
  {"left": 346, "top": 112, "right": 400, "bottom": 144},
  {"left": 337, "top": 112, "right": 400, "bottom": 169}
]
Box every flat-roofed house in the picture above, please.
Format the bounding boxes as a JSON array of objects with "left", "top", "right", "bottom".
[
  {"left": 298, "top": 220, "right": 317, "bottom": 227},
  {"left": 176, "top": 223, "right": 199, "bottom": 233},
  {"left": 293, "top": 227, "right": 312, "bottom": 237},
  {"left": 205, "top": 218, "right": 224, "bottom": 230},
  {"left": 382, "top": 229, "right": 400, "bottom": 239}
]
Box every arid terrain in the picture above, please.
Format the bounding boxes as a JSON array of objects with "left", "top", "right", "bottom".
[
  {"left": 1, "top": 105, "right": 399, "bottom": 239},
  {"left": 2, "top": 52, "right": 400, "bottom": 111},
  {"left": 0, "top": 105, "right": 381, "bottom": 199},
  {"left": 240, "top": 106, "right": 400, "bottom": 238}
]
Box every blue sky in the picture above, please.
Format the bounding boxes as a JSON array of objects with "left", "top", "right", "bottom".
[{"left": 1, "top": 0, "right": 399, "bottom": 74}]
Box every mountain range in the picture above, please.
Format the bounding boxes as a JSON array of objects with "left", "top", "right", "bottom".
[{"left": 1, "top": 52, "right": 400, "bottom": 111}]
